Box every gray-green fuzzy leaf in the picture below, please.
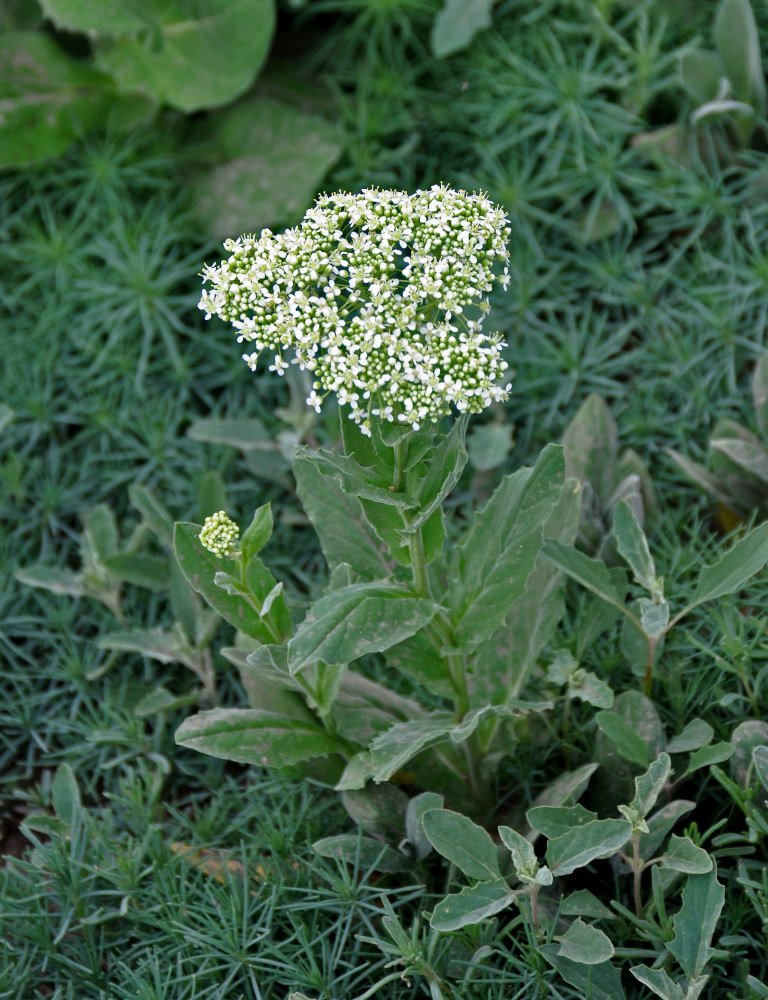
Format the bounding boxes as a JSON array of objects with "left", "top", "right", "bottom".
[
  {"left": 556, "top": 918, "right": 615, "bottom": 965},
  {"left": 683, "top": 521, "right": 768, "bottom": 615},
  {"left": 630, "top": 965, "right": 685, "bottom": 1000},
  {"left": 431, "top": 0, "right": 496, "bottom": 58},
  {"left": 430, "top": 879, "right": 515, "bottom": 931},
  {"left": 659, "top": 835, "right": 713, "bottom": 875},
  {"left": 667, "top": 868, "right": 725, "bottom": 980},
  {"left": 313, "top": 835, "right": 410, "bottom": 874},
  {"left": 540, "top": 944, "right": 626, "bottom": 1000},
  {"left": 546, "top": 818, "right": 632, "bottom": 876},
  {"left": 422, "top": 809, "right": 501, "bottom": 881}
]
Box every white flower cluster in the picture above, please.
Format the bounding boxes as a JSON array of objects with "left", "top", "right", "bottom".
[
  {"left": 199, "top": 510, "right": 239, "bottom": 558},
  {"left": 199, "top": 185, "right": 512, "bottom": 435}
]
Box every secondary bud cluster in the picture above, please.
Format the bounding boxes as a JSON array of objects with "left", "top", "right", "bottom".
[
  {"left": 199, "top": 510, "right": 239, "bottom": 558},
  {"left": 199, "top": 185, "right": 512, "bottom": 435}
]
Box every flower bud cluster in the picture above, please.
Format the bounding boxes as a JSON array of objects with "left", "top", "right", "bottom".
[
  {"left": 199, "top": 511, "right": 240, "bottom": 558},
  {"left": 199, "top": 185, "right": 512, "bottom": 435}
]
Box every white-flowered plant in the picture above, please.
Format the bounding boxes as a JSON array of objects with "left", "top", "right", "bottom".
[
  {"left": 199, "top": 510, "right": 240, "bottom": 558},
  {"left": 199, "top": 185, "right": 512, "bottom": 435}
]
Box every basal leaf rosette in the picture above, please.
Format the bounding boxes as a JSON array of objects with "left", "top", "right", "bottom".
[{"left": 199, "top": 185, "right": 512, "bottom": 435}]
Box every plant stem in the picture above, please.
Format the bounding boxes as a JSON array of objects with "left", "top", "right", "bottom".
[
  {"left": 643, "top": 636, "right": 657, "bottom": 697},
  {"left": 632, "top": 832, "right": 642, "bottom": 918}
]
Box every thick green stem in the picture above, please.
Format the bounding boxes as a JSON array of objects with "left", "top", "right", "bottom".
[
  {"left": 643, "top": 637, "right": 657, "bottom": 697},
  {"left": 632, "top": 832, "right": 643, "bottom": 919}
]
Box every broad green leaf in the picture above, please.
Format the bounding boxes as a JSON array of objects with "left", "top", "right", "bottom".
[
  {"left": 679, "top": 50, "right": 725, "bottom": 103},
  {"left": 430, "top": 879, "right": 515, "bottom": 932},
  {"left": 294, "top": 450, "right": 392, "bottom": 581},
  {"left": 189, "top": 94, "right": 343, "bottom": 236},
  {"left": 103, "top": 554, "right": 169, "bottom": 592},
  {"left": 422, "top": 809, "right": 501, "bottom": 881},
  {"left": 287, "top": 582, "right": 438, "bottom": 674},
  {"left": 169, "top": 558, "right": 205, "bottom": 646},
  {"left": 96, "top": 627, "right": 189, "bottom": 666},
  {"left": 666, "top": 719, "right": 714, "bottom": 754},
  {"left": 404, "top": 414, "right": 468, "bottom": 533},
  {"left": 629, "top": 753, "right": 672, "bottom": 820},
  {"left": 612, "top": 501, "right": 659, "bottom": 597},
  {"left": 96, "top": 0, "right": 276, "bottom": 113},
  {"left": 134, "top": 686, "right": 200, "bottom": 717},
  {"left": 52, "top": 764, "right": 81, "bottom": 827},
  {"left": 730, "top": 720, "right": 768, "bottom": 786},
  {"left": 563, "top": 394, "right": 617, "bottom": 506},
  {"left": 187, "top": 417, "right": 271, "bottom": 451},
  {"left": 659, "top": 835, "right": 713, "bottom": 875},
  {"left": 129, "top": 484, "right": 175, "bottom": 548},
  {"left": 468, "top": 422, "right": 513, "bottom": 472},
  {"left": 529, "top": 763, "right": 599, "bottom": 812},
  {"left": 595, "top": 710, "right": 649, "bottom": 768},
  {"left": 331, "top": 670, "right": 425, "bottom": 746},
  {"left": 0, "top": 33, "right": 117, "bottom": 168},
  {"left": 568, "top": 668, "right": 614, "bottom": 709},
  {"left": 240, "top": 503, "right": 273, "bottom": 563},
  {"left": 667, "top": 448, "right": 742, "bottom": 514},
  {"left": 449, "top": 445, "right": 567, "bottom": 651},
  {"left": 682, "top": 741, "right": 733, "bottom": 779},
  {"left": 341, "top": 783, "right": 408, "bottom": 841},
  {"left": 468, "top": 477, "right": 580, "bottom": 704},
  {"left": 38, "top": 0, "right": 145, "bottom": 32},
  {"left": 630, "top": 965, "right": 685, "bottom": 1000},
  {"left": 498, "top": 825, "right": 537, "bottom": 877},
  {"left": 312, "top": 835, "right": 410, "bottom": 874},
  {"left": 406, "top": 792, "right": 445, "bottom": 861},
  {"left": 296, "top": 447, "right": 413, "bottom": 508},
  {"left": 174, "top": 523, "right": 274, "bottom": 643},
  {"left": 753, "top": 745, "right": 768, "bottom": 793},
  {"left": 682, "top": 521, "right": 768, "bottom": 617},
  {"left": 753, "top": 353, "right": 768, "bottom": 438},
  {"left": 542, "top": 539, "right": 627, "bottom": 618},
  {"left": 546, "top": 818, "right": 632, "bottom": 876},
  {"left": 15, "top": 566, "right": 86, "bottom": 598},
  {"left": 556, "top": 918, "right": 615, "bottom": 965},
  {"left": 526, "top": 805, "right": 598, "bottom": 841},
  {"left": 539, "top": 943, "right": 626, "bottom": 1000},
  {"left": 366, "top": 714, "right": 457, "bottom": 782},
  {"left": 711, "top": 436, "right": 768, "bottom": 486},
  {"left": 639, "top": 800, "right": 696, "bottom": 860},
  {"left": 84, "top": 505, "right": 119, "bottom": 561},
  {"left": 361, "top": 497, "right": 445, "bottom": 566},
  {"left": 431, "top": 0, "right": 496, "bottom": 58},
  {"left": 638, "top": 597, "right": 669, "bottom": 639},
  {"left": 384, "top": 628, "right": 456, "bottom": 700},
  {"left": 195, "top": 471, "right": 227, "bottom": 522},
  {"left": 175, "top": 708, "right": 341, "bottom": 767},
  {"left": 715, "top": 0, "right": 766, "bottom": 115},
  {"left": 667, "top": 869, "right": 725, "bottom": 980},
  {"left": 561, "top": 890, "right": 616, "bottom": 921}
]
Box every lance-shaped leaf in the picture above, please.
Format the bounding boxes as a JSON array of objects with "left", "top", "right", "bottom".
[
  {"left": 331, "top": 670, "right": 425, "bottom": 746},
  {"left": 666, "top": 719, "right": 714, "bottom": 754},
  {"left": 287, "top": 582, "right": 439, "bottom": 674},
  {"left": 430, "top": 879, "right": 515, "bottom": 932},
  {"left": 540, "top": 944, "right": 626, "bottom": 1000},
  {"left": 403, "top": 414, "right": 468, "bottom": 533},
  {"left": 667, "top": 868, "right": 725, "bottom": 980},
  {"left": 639, "top": 800, "right": 696, "bottom": 860},
  {"left": 556, "top": 919, "right": 615, "bottom": 965},
  {"left": 15, "top": 566, "right": 86, "bottom": 598},
  {"left": 421, "top": 809, "right": 501, "bottom": 880},
  {"left": 293, "top": 450, "right": 392, "bottom": 581},
  {"left": 129, "top": 484, "right": 175, "bottom": 548},
  {"left": 546, "top": 818, "right": 632, "bottom": 876},
  {"left": 716, "top": 0, "right": 766, "bottom": 115},
  {"left": 448, "top": 444, "right": 566, "bottom": 651},
  {"left": 175, "top": 708, "right": 342, "bottom": 768},
  {"left": 596, "top": 710, "right": 650, "bottom": 768},
  {"left": 295, "top": 446, "right": 414, "bottom": 508},
  {"left": 240, "top": 503, "right": 273, "bottom": 563},
  {"left": 527, "top": 805, "right": 598, "bottom": 841},
  {"left": 102, "top": 554, "right": 169, "bottom": 592},
  {"left": 612, "top": 500, "right": 660, "bottom": 598},
  {"left": 680, "top": 521, "right": 768, "bottom": 618},
  {"left": 542, "top": 539, "right": 628, "bottom": 619}
]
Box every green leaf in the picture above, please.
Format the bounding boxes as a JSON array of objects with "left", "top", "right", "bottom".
[
  {"left": 52, "top": 764, "right": 81, "bottom": 827},
  {"left": 174, "top": 523, "right": 274, "bottom": 643},
  {"left": 95, "top": 0, "right": 276, "bottom": 113},
  {"left": 546, "top": 818, "right": 632, "bottom": 876},
  {"left": 449, "top": 445, "right": 567, "bottom": 651},
  {"left": 711, "top": 436, "right": 768, "bottom": 486},
  {"left": 287, "top": 582, "right": 438, "bottom": 674},
  {"left": 312, "top": 835, "right": 410, "bottom": 874},
  {"left": 730, "top": 720, "right": 768, "bottom": 786},
  {"left": 629, "top": 753, "right": 672, "bottom": 820},
  {"left": 679, "top": 50, "right": 726, "bottom": 103},
  {"left": 667, "top": 869, "right": 725, "bottom": 980},
  {"left": 568, "top": 668, "right": 614, "bottom": 709},
  {"left": 129, "top": 484, "right": 175, "bottom": 548},
  {"left": 240, "top": 503, "right": 273, "bottom": 563},
  {"left": 187, "top": 417, "right": 272, "bottom": 451},
  {"left": 405, "top": 415, "right": 468, "bottom": 532},
  {"left": 630, "top": 965, "right": 685, "bottom": 1000},
  {"left": 103, "top": 554, "right": 169, "bottom": 592},
  {"left": 175, "top": 708, "right": 342, "bottom": 767},
  {"left": 134, "top": 686, "right": 200, "bottom": 717},
  {"left": 682, "top": 741, "right": 733, "bottom": 779},
  {"left": 666, "top": 719, "right": 714, "bottom": 754},
  {"left": 526, "top": 805, "right": 598, "bottom": 841},
  {"left": 540, "top": 943, "right": 626, "bottom": 1000},
  {"left": 542, "top": 539, "right": 627, "bottom": 618},
  {"left": 429, "top": 879, "right": 515, "bottom": 932},
  {"left": 498, "top": 825, "right": 537, "bottom": 876},
  {"left": 595, "top": 711, "right": 650, "bottom": 768},
  {"left": 682, "top": 522, "right": 768, "bottom": 617},
  {"left": 561, "top": 890, "right": 616, "bottom": 921},
  {"left": 431, "top": 0, "right": 496, "bottom": 58},
  {"left": 659, "top": 835, "right": 713, "bottom": 875},
  {"left": 0, "top": 404, "right": 14, "bottom": 435},
  {"left": 556, "top": 918, "right": 615, "bottom": 965},
  {"left": 384, "top": 628, "right": 456, "bottom": 700},
  {"left": 563, "top": 394, "right": 617, "bottom": 505},
  {"left": 299, "top": 447, "right": 414, "bottom": 507},
  {"left": 84, "top": 505, "right": 119, "bottom": 561},
  {"left": 189, "top": 94, "right": 343, "bottom": 236},
  {"left": 0, "top": 32, "right": 118, "bottom": 168},
  {"left": 422, "top": 809, "right": 501, "bottom": 880},
  {"left": 612, "top": 500, "right": 660, "bottom": 597},
  {"left": 96, "top": 627, "right": 188, "bottom": 666},
  {"left": 468, "top": 422, "right": 513, "bottom": 472},
  {"left": 639, "top": 800, "right": 696, "bottom": 860},
  {"left": 196, "top": 471, "right": 227, "bottom": 522},
  {"left": 15, "top": 566, "right": 86, "bottom": 598},
  {"left": 753, "top": 354, "right": 768, "bottom": 438},
  {"left": 330, "top": 670, "right": 425, "bottom": 746},
  {"left": 715, "top": 0, "right": 766, "bottom": 115},
  {"left": 38, "top": 0, "right": 145, "bottom": 32},
  {"left": 294, "top": 449, "right": 392, "bottom": 581},
  {"left": 753, "top": 745, "right": 768, "bottom": 793},
  {"left": 404, "top": 792, "right": 445, "bottom": 861}
]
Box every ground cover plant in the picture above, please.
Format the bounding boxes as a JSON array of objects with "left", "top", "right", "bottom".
[{"left": 3, "top": 0, "right": 768, "bottom": 997}]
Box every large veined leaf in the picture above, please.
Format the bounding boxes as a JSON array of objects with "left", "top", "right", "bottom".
[
  {"left": 175, "top": 708, "right": 342, "bottom": 767},
  {"left": 189, "top": 94, "right": 343, "bottom": 236},
  {"left": 95, "top": 0, "right": 276, "bottom": 113},
  {"left": 287, "top": 582, "right": 439, "bottom": 674},
  {"left": 448, "top": 445, "right": 567, "bottom": 651},
  {"left": 0, "top": 33, "right": 117, "bottom": 168}
]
